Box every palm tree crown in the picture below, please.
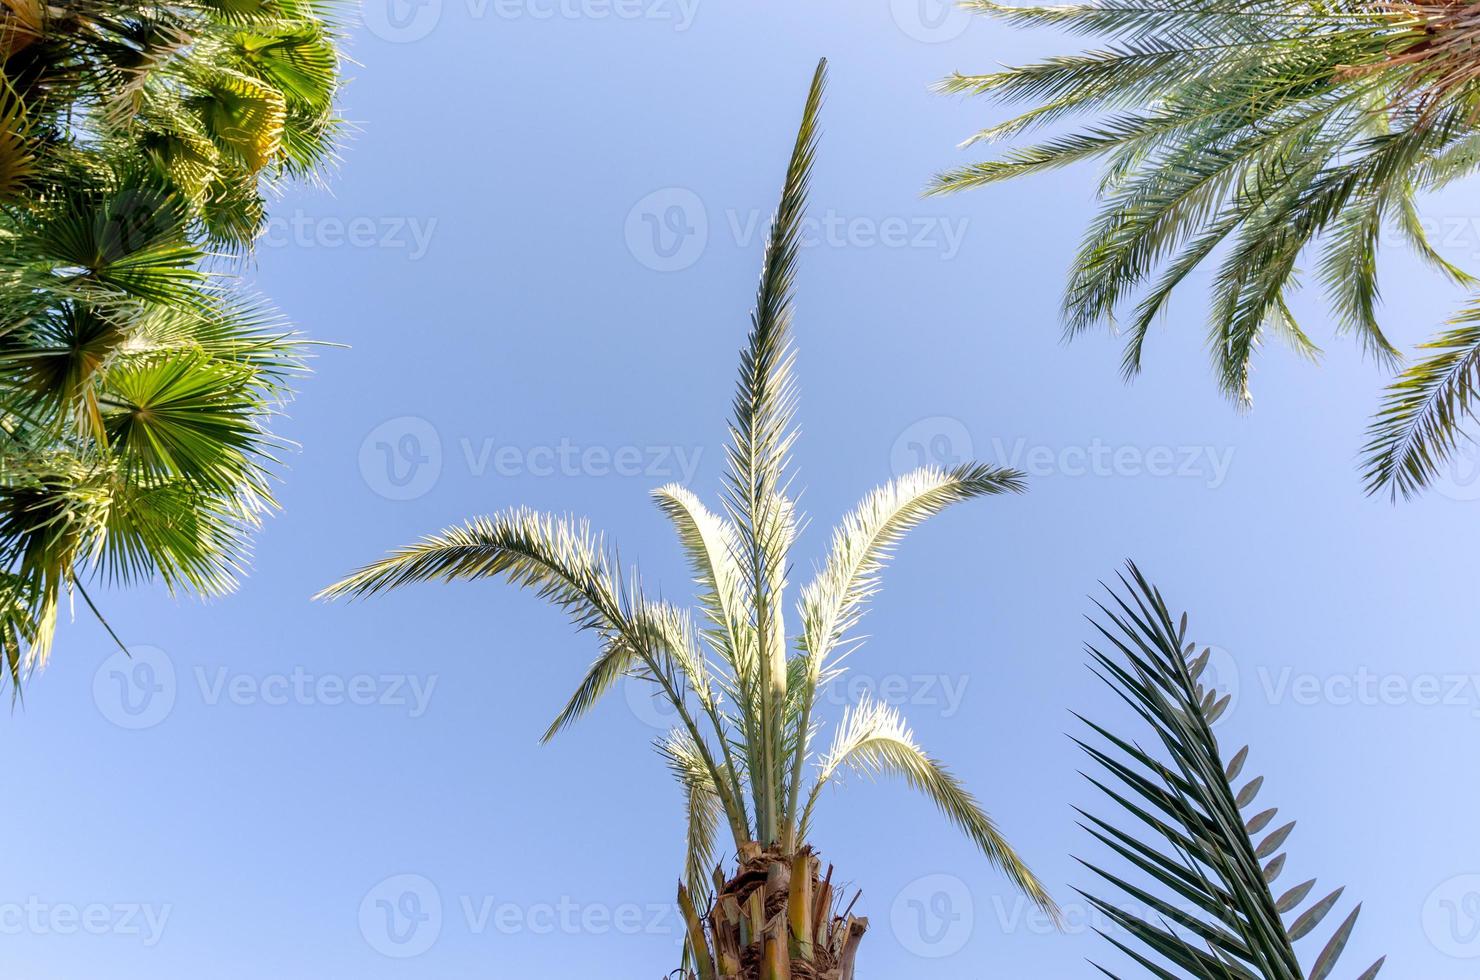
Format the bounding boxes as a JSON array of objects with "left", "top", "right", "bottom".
[
  {"left": 0, "top": 0, "right": 344, "bottom": 689},
  {"left": 931, "top": 0, "right": 1480, "bottom": 498},
  {"left": 321, "top": 58, "right": 1056, "bottom": 928}
]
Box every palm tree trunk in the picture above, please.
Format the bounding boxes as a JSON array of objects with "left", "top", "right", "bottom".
[{"left": 678, "top": 844, "right": 868, "bottom": 980}]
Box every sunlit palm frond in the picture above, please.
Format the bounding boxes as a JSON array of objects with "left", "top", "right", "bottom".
[
  {"left": 1079, "top": 563, "right": 1385, "bottom": 979},
  {"left": 781, "top": 461, "right": 1026, "bottom": 845},
  {"left": 660, "top": 727, "right": 725, "bottom": 908},
  {"left": 722, "top": 57, "right": 826, "bottom": 846},
  {"left": 803, "top": 695, "right": 1058, "bottom": 919},
  {"left": 798, "top": 462, "right": 1027, "bottom": 673},
  {"left": 652, "top": 483, "right": 751, "bottom": 674}
]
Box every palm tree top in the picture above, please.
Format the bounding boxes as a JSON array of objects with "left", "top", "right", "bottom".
[{"left": 321, "top": 57, "right": 1056, "bottom": 920}]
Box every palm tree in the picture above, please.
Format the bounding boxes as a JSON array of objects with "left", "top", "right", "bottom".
[
  {"left": 929, "top": 0, "right": 1480, "bottom": 499},
  {"left": 320, "top": 59, "right": 1058, "bottom": 979},
  {"left": 0, "top": 0, "right": 344, "bottom": 690},
  {"left": 1076, "top": 563, "right": 1384, "bottom": 978}
]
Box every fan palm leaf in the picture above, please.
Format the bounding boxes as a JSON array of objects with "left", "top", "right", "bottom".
[{"left": 0, "top": 0, "right": 343, "bottom": 691}]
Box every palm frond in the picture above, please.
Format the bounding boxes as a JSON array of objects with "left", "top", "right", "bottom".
[
  {"left": 722, "top": 56, "right": 826, "bottom": 846},
  {"left": 782, "top": 461, "right": 1025, "bottom": 844},
  {"left": 802, "top": 694, "right": 1058, "bottom": 919},
  {"left": 1078, "top": 562, "right": 1385, "bottom": 979},
  {"left": 1363, "top": 299, "right": 1480, "bottom": 498},
  {"left": 660, "top": 727, "right": 725, "bottom": 908},
  {"left": 931, "top": 0, "right": 1480, "bottom": 486}
]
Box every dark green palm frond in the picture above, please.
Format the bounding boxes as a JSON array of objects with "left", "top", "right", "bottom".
[
  {"left": 1078, "top": 563, "right": 1384, "bottom": 979},
  {"left": 1363, "top": 301, "right": 1480, "bottom": 499}
]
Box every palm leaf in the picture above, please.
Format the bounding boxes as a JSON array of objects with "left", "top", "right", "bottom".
[
  {"left": 1363, "top": 299, "right": 1480, "bottom": 498},
  {"left": 1078, "top": 563, "right": 1384, "bottom": 979}
]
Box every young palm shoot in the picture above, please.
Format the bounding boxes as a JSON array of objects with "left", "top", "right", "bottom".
[
  {"left": 1078, "top": 564, "right": 1385, "bottom": 979},
  {"left": 320, "top": 58, "right": 1057, "bottom": 979}
]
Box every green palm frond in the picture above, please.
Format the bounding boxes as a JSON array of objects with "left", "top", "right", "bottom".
[
  {"left": 1078, "top": 563, "right": 1384, "bottom": 979},
  {"left": 933, "top": 0, "right": 1480, "bottom": 493},
  {"left": 1363, "top": 300, "right": 1480, "bottom": 498},
  {"left": 323, "top": 60, "right": 1052, "bottom": 949}
]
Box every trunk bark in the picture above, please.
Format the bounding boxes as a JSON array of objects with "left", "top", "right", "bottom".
[{"left": 676, "top": 843, "right": 868, "bottom": 980}]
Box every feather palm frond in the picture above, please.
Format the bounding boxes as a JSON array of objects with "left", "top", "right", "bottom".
[
  {"left": 932, "top": 0, "right": 1480, "bottom": 496},
  {"left": 1078, "top": 563, "right": 1385, "bottom": 979}
]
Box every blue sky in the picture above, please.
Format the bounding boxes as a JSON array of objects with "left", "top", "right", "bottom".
[{"left": 6, "top": 1, "right": 1480, "bottom": 977}]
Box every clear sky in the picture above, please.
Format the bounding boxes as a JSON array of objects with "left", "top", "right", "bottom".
[{"left": 6, "top": 2, "right": 1480, "bottom": 977}]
